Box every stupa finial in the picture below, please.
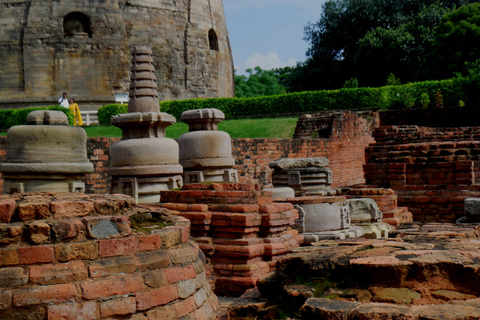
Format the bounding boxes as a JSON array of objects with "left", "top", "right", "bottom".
[{"left": 128, "top": 46, "right": 159, "bottom": 113}]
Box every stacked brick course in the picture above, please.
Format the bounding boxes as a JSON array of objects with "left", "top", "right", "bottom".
[
  {"left": 159, "top": 183, "right": 303, "bottom": 296},
  {"left": 0, "top": 193, "right": 218, "bottom": 319},
  {"left": 365, "top": 126, "right": 480, "bottom": 222},
  {"left": 85, "top": 137, "right": 120, "bottom": 194}
]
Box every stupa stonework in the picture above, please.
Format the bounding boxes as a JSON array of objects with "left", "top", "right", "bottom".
[
  {"left": 178, "top": 108, "right": 238, "bottom": 184},
  {"left": 0, "top": 110, "right": 93, "bottom": 194},
  {"left": 0, "top": 0, "right": 234, "bottom": 108},
  {"left": 109, "top": 46, "right": 183, "bottom": 203}
]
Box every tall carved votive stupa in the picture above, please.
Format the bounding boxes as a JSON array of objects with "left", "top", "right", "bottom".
[
  {"left": 0, "top": 110, "right": 93, "bottom": 193},
  {"left": 178, "top": 108, "right": 238, "bottom": 184},
  {"left": 109, "top": 46, "right": 183, "bottom": 203}
]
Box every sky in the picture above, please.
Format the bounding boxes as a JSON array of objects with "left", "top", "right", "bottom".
[{"left": 222, "top": 0, "right": 327, "bottom": 74}]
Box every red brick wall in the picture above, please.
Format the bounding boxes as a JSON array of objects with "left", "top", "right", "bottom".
[
  {"left": 365, "top": 126, "right": 480, "bottom": 222},
  {"left": 0, "top": 111, "right": 375, "bottom": 194}
]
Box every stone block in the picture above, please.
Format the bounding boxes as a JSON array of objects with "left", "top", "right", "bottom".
[
  {"left": 55, "top": 242, "right": 99, "bottom": 262},
  {"left": 29, "top": 262, "right": 88, "bottom": 285},
  {"left": 464, "top": 198, "right": 480, "bottom": 222},
  {"left": 98, "top": 238, "right": 139, "bottom": 257},
  {"left": 52, "top": 220, "right": 83, "bottom": 241},
  {"left": 13, "top": 283, "right": 77, "bottom": 306},
  {"left": 135, "top": 251, "right": 171, "bottom": 271},
  {"left": 25, "top": 221, "right": 50, "bottom": 244},
  {"left": 89, "top": 256, "right": 137, "bottom": 278},
  {"left": 135, "top": 285, "right": 179, "bottom": 311},
  {"left": 80, "top": 275, "right": 144, "bottom": 300},
  {"left": 83, "top": 216, "right": 131, "bottom": 239},
  {"left": 0, "top": 199, "right": 17, "bottom": 223},
  {"left": 47, "top": 302, "right": 98, "bottom": 320},
  {"left": 164, "top": 265, "right": 197, "bottom": 284},
  {"left": 100, "top": 297, "right": 136, "bottom": 317},
  {"left": 0, "top": 267, "right": 28, "bottom": 287},
  {"left": 18, "top": 246, "right": 54, "bottom": 265}
]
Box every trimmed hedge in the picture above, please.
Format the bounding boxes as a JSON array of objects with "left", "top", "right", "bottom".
[
  {"left": 94, "top": 76, "right": 480, "bottom": 124},
  {"left": 97, "top": 103, "right": 128, "bottom": 126},
  {"left": 0, "top": 106, "right": 74, "bottom": 130}
]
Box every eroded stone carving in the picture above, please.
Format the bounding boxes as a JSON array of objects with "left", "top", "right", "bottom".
[
  {"left": 178, "top": 108, "right": 238, "bottom": 184},
  {"left": 108, "top": 46, "right": 183, "bottom": 203},
  {"left": 0, "top": 110, "right": 93, "bottom": 194},
  {"left": 270, "top": 157, "right": 335, "bottom": 196}
]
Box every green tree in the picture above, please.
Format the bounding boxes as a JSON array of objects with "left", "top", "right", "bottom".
[
  {"left": 234, "top": 67, "right": 286, "bottom": 98},
  {"left": 429, "top": 3, "right": 480, "bottom": 79},
  {"left": 299, "top": 0, "right": 478, "bottom": 90}
]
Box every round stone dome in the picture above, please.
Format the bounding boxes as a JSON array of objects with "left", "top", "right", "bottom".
[
  {"left": 110, "top": 138, "right": 179, "bottom": 167},
  {"left": 178, "top": 131, "right": 235, "bottom": 168}
]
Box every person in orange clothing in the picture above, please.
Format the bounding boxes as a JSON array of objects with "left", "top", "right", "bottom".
[{"left": 69, "top": 98, "right": 84, "bottom": 126}]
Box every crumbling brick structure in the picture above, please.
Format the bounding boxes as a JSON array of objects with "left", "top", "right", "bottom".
[
  {"left": 364, "top": 125, "right": 480, "bottom": 222},
  {"left": 0, "top": 193, "right": 218, "bottom": 319},
  {"left": 159, "top": 183, "right": 303, "bottom": 296}
]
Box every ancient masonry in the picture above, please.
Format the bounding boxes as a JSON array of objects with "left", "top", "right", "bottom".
[
  {"left": 109, "top": 46, "right": 183, "bottom": 203},
  {"left": 0, "top": 0, "right": 234, "bottom": 108},
  {"left": 159, "top": 183, "right": 303, "bottom": 296},
  {"left": 0, "top": 193, "right": 218, "bottom": 319}
]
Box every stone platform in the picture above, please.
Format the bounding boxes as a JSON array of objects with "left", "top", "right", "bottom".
[{"left": 227, "top": 223, "right": 480, "bottom": 320}]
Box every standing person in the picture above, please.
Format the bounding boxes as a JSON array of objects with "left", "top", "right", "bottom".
[
  {"left": 69, "top": 98, "right": 84, "bottom": 126},
  {"left": 58, "top": 92, "right": 69, "bottom": 109}
]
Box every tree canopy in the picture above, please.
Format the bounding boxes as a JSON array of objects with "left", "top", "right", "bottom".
[
  {"left": 295, "top": 0, "right": 480, "bottom": 90},
  {"left": 234, "top": 67, "right": 286, "bottom": 98}
]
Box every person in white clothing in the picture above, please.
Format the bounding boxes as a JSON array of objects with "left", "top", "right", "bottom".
[{"left": 58, "top": 92, "right": 69, "bottom": 109}]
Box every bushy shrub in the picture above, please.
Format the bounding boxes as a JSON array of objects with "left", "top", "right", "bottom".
[
  {"left": 93, "top": 77, "right": 476, "bottom": 124},
  {"left": 0, "top": 106, "right": 73, "bottom": 130},
  {"left": 97, "top": 103, "right": 128, "bottom": 125}
]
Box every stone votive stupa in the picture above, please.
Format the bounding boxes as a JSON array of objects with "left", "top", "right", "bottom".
[
  {"left": 270, "top": 157, "right": 336, "bottom": 196},
  {"left": 270, "top": 157, "right": 364, "bottom": 243},
  {"left": 0, "top": 110, "right": 93, "bottom": 193},
  {"left": 178, "top": 108, "right": 238, "bottom": 184},
  {"left": 109, "top": 46, "right": 183, "bottom": 203}
]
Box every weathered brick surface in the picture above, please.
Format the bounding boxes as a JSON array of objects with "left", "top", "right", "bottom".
[
  {"left": 365, "top": 125, "right": 480, "bottom": 222},
  {"left": 0, "top": 194, "right": 218, "bottom": 319},
  {"left": 160, "top": 183, "right": 302, "bottom": 296}
]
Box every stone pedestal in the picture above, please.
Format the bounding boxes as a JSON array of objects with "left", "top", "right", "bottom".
[
  {"left": 0, "top": 110, "right": 93, "bottom": 194},
  {"left": 109, "top": 46, "right": 183, "bottom": 203},
  {"left": 178, "top": 108, "right": 238, "bottom": 184},
  {"left": 283, "top": 196, "right": 364, "bottom": 244},
  {"left": 270, "top": 158, "right": 336, "bottom": 196}
]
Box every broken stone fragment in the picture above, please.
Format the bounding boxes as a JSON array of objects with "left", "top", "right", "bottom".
[
  {"left": 26, "top": 110, "right": 69, "bottom": 125},
  {"left": 269, "top": 157, "right": 330, "bottom": 169}
]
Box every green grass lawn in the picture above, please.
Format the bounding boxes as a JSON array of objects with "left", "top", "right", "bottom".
[
  {"left": 0, "top": 117, "right": 298, "bottom": 138},
  {"left": 82, "top": 117, "right": 298, "bottom": 139}
]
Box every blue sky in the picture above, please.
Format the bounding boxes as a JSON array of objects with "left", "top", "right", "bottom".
[{"left": 223, "top": 0, "right": 327, "bottom": 74}]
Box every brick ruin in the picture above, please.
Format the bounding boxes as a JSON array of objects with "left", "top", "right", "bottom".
[
  {"left": 3, "top": 108, "right": 480, "bottom": 223},
  {"left": 158, "top": 183, "right": 302, "bottom": 296},
  {"left": 0, "top": 0, "right": 234, "bottom": 109},
  {"left": 0, "top": 193, "right": 217, "bottom": 319},
  {"left": 3, "top": 106, "right": 480, "bottom": 318},
  {"left": 364, "top": 125, "right": 480, "bottom": 222}
]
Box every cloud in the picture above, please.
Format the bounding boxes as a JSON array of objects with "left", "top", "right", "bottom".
[{"left": 241, "top": 52, "right": 297, "bottom": 72}]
